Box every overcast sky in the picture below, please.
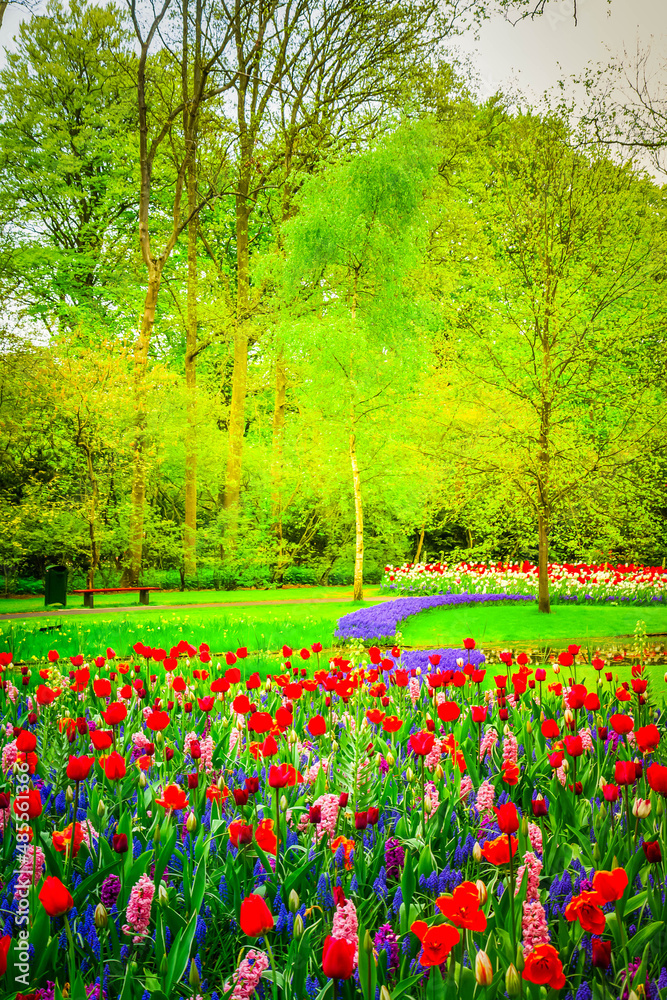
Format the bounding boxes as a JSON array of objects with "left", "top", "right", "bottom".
[
  {"left": 455, "top": 0, "right": 667, "bottom": 103},
  {"left": 1, "top": 0, "right": 666, "bottom": 104}
]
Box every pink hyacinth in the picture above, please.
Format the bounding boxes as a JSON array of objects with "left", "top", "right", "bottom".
[
  {"left": 522, "top": 900, "right": 550, "bottom": 955},
  {"left": 1, "top": 741, "right": 17, "bottom": 774},
  {"left": 514, "top": 851, "right": 542, "bottom": 902},
  {"left": 409, "top": 678, "right": 420, "bottom": 707},
  {"left": 578, "top": 727, "right": 594, "bottom": 751},
  {"left": 229, "top": 726, "right": 242, "bottom": 757},
  {"left": 132, "top": 732, "right": 153, "bottom": 751},
  {"left": 479, "top": 728, "right": 498, "bottom": 762},
  {"left": 18, "top": 845, "right": 45, "bottom": 887},
  {"left": 311, "top": 793, "right": 339, "bottom": 841},
  {"left": 502, "top": 732, "right": 518, "bottom": 768},
  {"left": 528, "top": 821, "right": 543, "bottom": 853},
  {"left": 425, "top": 738, "right": 444, "bottom": 771},
  {"left": 224, "top": 948, "right": 270, "bottom": 1000},
  {"left": 459, "top": 776, "right": 473, "bottom": 802},
  {"left": 122, "top": 873, "right": 155, "bottom": 943},
  {"left": 332, "top": 898, "right": 359, "bottom": 968},
  {"left": 476, "top": 780, "right": 495, "bottom": 814}
]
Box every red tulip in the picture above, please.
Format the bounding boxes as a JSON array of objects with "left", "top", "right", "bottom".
[
  {"left": 90, "top": 730, "right": 113, "bottom": 751},
  {"left": 471, "top": 706, "right": 487, "bottom": 723},
  {"left": 614, "top": 760, "right": 636, "bottom": 786},
  {"left": 268, "top": 764, "right": 289, "bottom": 788},
  {"left": 66, "top": 755, "right": 94, "bottom": 781},
  {"left": 240, "top": 894, "right": 274, "bottom": 937},
  {"left": 93, "top": 678, "right": 111, "bottom": 698},
  {"left": 39, "top": 876, "right": 73, "bottom": 917},
  {"left": 635, "top": 725, "right": 660, "bottom": 754},
  {"left": 495, "top": 802, "right": 519, "bottom": 834},
  {"left": 591, "top": 939, "right": 612, "bottom": 970},
  {"left": 156, "top": 784, "right": 189, "bottom": 811},
  {"left": 409, "top": 732, "right": 435, "bottom": 757},
  {"left": 592, "top": 867, "right": 628, "bottom": 902},
  {"left": 531, "top": 796, "right": 548, "bottom": 817},
  {"left": 232, "top": 694, "right": 251, "bottom": 715},
  {"left": 233, "top": 789, "right": 249, "bottom": 806},
  {"left": 322, "top": 936, "right": 356, "bottom": 980},
  {"left": 100, "top": 752, "right": 126, "bottom": 781},
  {"left": 146, "top": 711, "right": 170, "bottom": 732},
  {"left": 540, "top": 718, "right": 559, "bottom": 739},
  {"left": 647, "top": 762, "right": 667, "bottom": 795},
  {"left": 463, "top": 638, "right": 475, "bottom": 650},
  {"left": 564, "top": 735, "right": 583, "bottom": 758},
  {"left": 437, "top": 701, "right": 460, "bottom": 723},
  {"left": 12, "top": 789, "right": 42, "bottom": 820},
  {"left": 307, "top": 715, "right": 326, "bottom": 737},
  {"left": 103, "top": 702, "right": 127, "bottom": 726},
  {"left": 602, "top": 783, "right": 619, "bottom": 802},
  {"left": 112, "top": 833, "right": 128, "bottom": 853},
  {"left": 15, "top": 730, "right": 37, "bottom": 753},
  {"left": 642, "top": 839, "right": 662, "bottom": 863}
]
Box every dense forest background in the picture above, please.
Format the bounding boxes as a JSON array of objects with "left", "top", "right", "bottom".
[{"left": 0, "top": 0, "right": 665, "bottom": 594}]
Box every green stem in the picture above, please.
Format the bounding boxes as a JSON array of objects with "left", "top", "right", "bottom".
[
  {"left": 421, "top": 756, "right": 426, "bottom": 839},
  {"left": 508, "top": 834, "right": 516, "bottom": 965},
  {"left": 624, "top": 785, "right": 632, "bottom": 856},
  {"left": 67, "top": 781, "right": 80, "bottom": 887},
  {"left": 264, "top": 935, "right": 279, "bottom": 1000},
  {"left": 63, "top": 914, "right": 76, "bottom": 989}
]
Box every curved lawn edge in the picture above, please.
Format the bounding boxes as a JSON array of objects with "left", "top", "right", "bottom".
[{"left": 334, "top": 591, "right": 535, "bottom": 641}]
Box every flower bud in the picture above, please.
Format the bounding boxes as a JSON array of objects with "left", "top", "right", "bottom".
[
  {"left": 66, "top": 786, "right": 74, "bottom": 804},
  {"left": 155, "top": 731, "right": 163, "bottom": 745},
  {"left": 139, "top": 772, "right": 147, "bottom": 788},
  {"left": 516, "top": 944, "right": 525, "bottom": 972},
  {"left": 280, "top": 795, "right": 288, "bottom": 812},
  {"left": 475, "top": 950, "right": 493, "bottom": 986},
  {"left": 473, "top": 842, "right": 482, "bottom": 862},
  {"left": 434, "top": 764, "right": 444, "bottom": 781},
  {"left": 564, "top": 709, "right": 574, "bottom": 726},
  {"left": 520, "top": 816, "right": 529, "bottom": 837},
  {"left": 475, "top": 879, "right": 487, "bottom": 904},
  {"left": 386, "top": 753, "right": 395, "bottom": 767},
  {"left": 525, "top": 721, "right": 532, "bottom": 734},
  {"left": 160, "top": 955, "right": 169, "bottom": 975},
  {"left": 561, "top": 759, "right": 569, "bottom": 773},
  {"left": 189, "top": 958, "right": 201, "bottom": 988},
  {"left": 633, "top": 797, "right": 651, "bottom": 819},
  {"left": 94, "top": 903, "right": 108, "bottom": 929},
  {"left": 658, "top": 797, "right": 664, "bottom": 817},
  {"left": 288, "top": 729, "right": 298, "bottom": 744},
  {"left": 97, "top": 800, "right": 107, "bottom": 819},
  {"left": 505, "top": 963, "right": 521, "bottom": 997},
  {"left": 293, "top": 914, "right": 304, "bottom": 939},
  {"left": 154, "top": 824, "right": 161, "bottom": 846},
  {"left": 593, "top": 843, "right": 601, "bottom": 862},
  {"left": 364, "top": 929, "right": 373, "bottom": 954},
  {"left": 424, "top": 796, "right": 432, "bottom": 814},
  {"left": 186, "top": 811, "right": 197, "bottom": 833},
  {"left": 288, "top": 890, "right": 300, "bottom": 914},
  {"left": 406, "top": 767, "right": 414, "bottom": 783},
  {"left": 380, "top": 988, "right": 392, "bottom": 1000}
]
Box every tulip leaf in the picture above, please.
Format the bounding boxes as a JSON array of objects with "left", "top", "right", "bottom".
[
  {"left": 358, "top": 920, "right": 377, "bottom": 1000},
  {"left": 153, "top": 823, "right": 177, "bottom": 888}
]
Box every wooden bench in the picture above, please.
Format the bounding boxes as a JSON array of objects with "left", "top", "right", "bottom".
[{"left": 71, "top": 586, "right": 160, "bottom": 609}]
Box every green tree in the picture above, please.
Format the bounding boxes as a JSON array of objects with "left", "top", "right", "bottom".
[
  {"left": 0, "top": 0, "right": 139, "bottom": 331},
  {"left": 277, "top": 123, "right": 437, "bottom": 599},
  {"left": 426, "top": 111, "right": 667, "bottom": 610}
]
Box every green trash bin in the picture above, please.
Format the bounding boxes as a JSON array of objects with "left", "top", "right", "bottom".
[{"left": 44, "top": 565, "right": 68, "bottom": 607}]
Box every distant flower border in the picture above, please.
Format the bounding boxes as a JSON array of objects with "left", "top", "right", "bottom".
[{"left": 334, "top": 592, "right": 534, "bottom": 641}]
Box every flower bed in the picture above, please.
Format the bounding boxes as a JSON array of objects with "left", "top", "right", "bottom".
[
  {"left": 381, "top": 560, "right": 667, "bottom": 604},
  {"left": 335, "top": 593, "right": 535, "bottom": 641},
  {"left": 0, "top": 636, "right": 666, "bottom": 998}
]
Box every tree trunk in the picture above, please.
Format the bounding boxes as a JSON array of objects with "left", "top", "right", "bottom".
[
  {"left": 350, "top": 421, "right": 364, "bottom": 601},
  {"left": 126, "top": 272, "right": 161, "bottom": 584},
  {"left": 414, "top": 520, "right": 426, "bottom": 563},
  {"left": 0, "top": 4, "right": 8, "bottom": 31},
  {"left": 81, "top": 443, "right": 99, "bottom": 590},
  {"left": 222, "top": 192, "right": 250, "bottom": 553},
  {"left": 537, "top": 507, "right": 550, "bottom": 614},
  {"left": 271, "top": 346, "right": 287, "bottom": 574},
  {"left": 184, "top": 161, "right": 198, "bottom": 580}
]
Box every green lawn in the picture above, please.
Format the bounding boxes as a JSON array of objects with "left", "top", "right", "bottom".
[
  {"left": 0, "top": 584, "right": 385, "bottom": 616},
  {"left": 0, "top": 600, "right": 371, "bottom": 662},
  {"left": 399, "top": 601, "right": 667, "bottom": 649}
]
